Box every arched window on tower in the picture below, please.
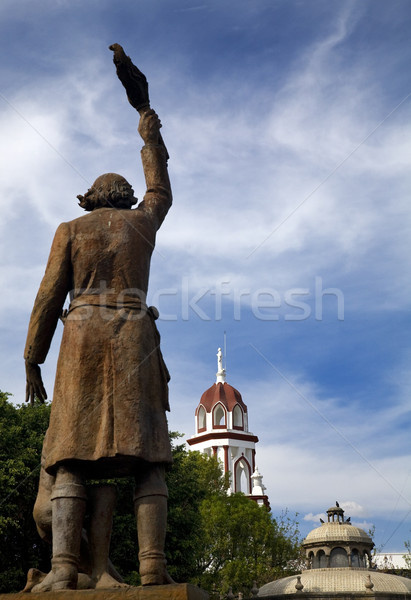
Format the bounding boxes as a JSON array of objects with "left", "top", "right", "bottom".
[
  {"left": 232, "top": 404, "right": 244, "bottom": 430},
  {"left": 234, "top": 457, "right": 251, "bottom": 494},
  {"left": 197, "top": 405, "right": 206, "bottom": 432},
  {"left": 213, "top": 403, "right": 226, "bottom": 428}
]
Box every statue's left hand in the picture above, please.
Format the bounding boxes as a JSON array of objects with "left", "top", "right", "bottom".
[
  {"left": 25, "top": 361, "right": 47, "bottom": 405},
  {"left": 138, "top": 109, "right": 162, "bottom": 145}
]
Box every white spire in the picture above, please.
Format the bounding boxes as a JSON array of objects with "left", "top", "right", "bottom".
[{"left": 216, "top": 347, "right": 226, "bottom": 384}]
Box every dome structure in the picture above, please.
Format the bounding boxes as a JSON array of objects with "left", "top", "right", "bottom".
[
  {"left": 198, "top": 381, "right": 248, "bottom": 422},
  {"left": 302, "top": 504, "right": 374, "bottom": 569},
  {"left": 258, "top": 504, "right": 411, "bottom": 600},
  {"left": 191, "top": 348, "right": 250, "bottom": 434},
  {"left": 304, "top": 524, "right": 373, "bottom": 545}
]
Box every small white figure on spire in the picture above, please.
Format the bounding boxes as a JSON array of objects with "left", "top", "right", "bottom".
[{"left": 216, "top": 347, "right": 226, "bottom": 384}]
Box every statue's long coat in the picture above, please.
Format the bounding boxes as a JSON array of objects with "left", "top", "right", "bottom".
[{"left": 25, "top": 149, "right": 172, "bottom": 477}]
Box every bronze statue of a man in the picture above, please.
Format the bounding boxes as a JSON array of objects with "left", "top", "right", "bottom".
[{"left": 24, "top": 46, "right": 173, "bottom": 590}]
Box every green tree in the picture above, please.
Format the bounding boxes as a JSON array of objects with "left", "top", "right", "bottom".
[
  {"left": 196, "top": 493, "right": 301, "bottom": 596},
  {"left": 0, "top": 391, "right": 51, "bottom": 592},
  {"left": 165, "top": 434, "right": 229, "bottom": 583},
  {"left": 404, "top": 540, "right": 411, "bottom": 570}
]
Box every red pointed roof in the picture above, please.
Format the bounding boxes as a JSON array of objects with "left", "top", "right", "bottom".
[{"left": 198, "top": 382, "right": 248, "bottom": 413}]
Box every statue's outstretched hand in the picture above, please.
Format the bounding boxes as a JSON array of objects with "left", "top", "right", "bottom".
[
  {"left": 25, "top": 360, "right": 47, "bottom": 405},
  {"left": 138, "top": 109, "right": 162, "bottom": 145}
]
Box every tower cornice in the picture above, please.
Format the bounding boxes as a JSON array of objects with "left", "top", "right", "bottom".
[{"left": 187, "top": 431, "right": 259, "bottom": 445}]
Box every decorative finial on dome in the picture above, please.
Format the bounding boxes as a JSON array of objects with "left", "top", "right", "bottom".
[
  {"left": 295, "top": 576, "right": 304, "bottom": 592},
  {"left": 365, "top": 574, "right": 374, "bottom": 592},
  {"left": 216, "top": 347, "right": 226, "bottom": 384}
]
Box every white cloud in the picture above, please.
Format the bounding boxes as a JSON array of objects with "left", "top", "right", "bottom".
[
  {"left": 352, "top": 521, "right": 374, "bottom": 531},
  {"left": 340, "top": 501, "right": 368, "bottom": 518},
  {"left": 304, "top": 512, "right": 326, "bottom": 523}
]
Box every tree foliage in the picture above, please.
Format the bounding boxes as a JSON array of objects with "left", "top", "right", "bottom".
[
  {"left": 0, "top": 394, "right": 302, "bottom": 595},
  {"left": 165, "top": 433, "right": 229, "bottom": 583},
  {"left": 404, "top": 540, "right": 411, "bottom": 570},
  {"left": 0, "top": 392, "right": 51, "bottom": 592},
  {"left": 196, "top": 494, "right": 302, "bottom": 595}
]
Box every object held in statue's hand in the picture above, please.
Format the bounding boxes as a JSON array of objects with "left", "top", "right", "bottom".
[{"left": 109, "top": 43, "right": 150, "bottom": 112}]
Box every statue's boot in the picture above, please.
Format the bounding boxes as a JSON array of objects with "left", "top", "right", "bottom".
[
  {"left": 134, "top": 494, "right": 174, "bottom": 586},
  {"left": 87, "top": 484, "right": 127, "bottom": 588},
  {"left": 22, "top": 568, "right": 47, "bottom": 592},
  {"left": 50, "top": 481, "right": 87, "bottom": 590}
]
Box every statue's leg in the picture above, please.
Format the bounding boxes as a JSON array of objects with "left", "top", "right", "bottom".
[
  {"left": 87, "top": 484, "right": 127, "bottom": 588},
  {"left": 23, "top": 460, "right": 54, "bottom": 592},
  {"left": 134, "top": 464, "right": 174, "bottom": 586},
  {"left": 50, "top": 465, "right": 87, "bottom": 590},
  {"left": 33, "top": 458, "right": 54, "bottom": 543}
]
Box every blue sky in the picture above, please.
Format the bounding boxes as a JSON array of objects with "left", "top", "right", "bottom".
[{"left": 1, "top": 0, "right": 411, "bottom": 554}]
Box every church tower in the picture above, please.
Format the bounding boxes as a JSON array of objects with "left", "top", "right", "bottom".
[{"left": 187, "top": 348, "right": 269, "bottom": 508}]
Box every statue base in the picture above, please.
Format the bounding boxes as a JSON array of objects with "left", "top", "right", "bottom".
[{"left": 0, "top": 584, "right": 208, "bottom": 600}]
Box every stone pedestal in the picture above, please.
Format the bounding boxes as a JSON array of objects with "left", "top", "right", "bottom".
[{"left": 0, "top": 584, "right": 208, "bottom": 600}]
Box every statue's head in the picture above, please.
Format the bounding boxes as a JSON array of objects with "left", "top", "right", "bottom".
[{"left": 77, "top": 173, "right": 137, "bottom": 211}]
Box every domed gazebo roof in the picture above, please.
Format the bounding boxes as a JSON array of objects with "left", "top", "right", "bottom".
[
  {"left": 303, "top": 522, "right": 373, "bottom": 546},
  {"left": 302, "top": 503, "right": 373, "bottom": 552},
  {"left": 258, "top": 570, "right": 411, "bottom": 596},
  {"left": 301, "top": 504, "right": 374, "bottom": 571}
]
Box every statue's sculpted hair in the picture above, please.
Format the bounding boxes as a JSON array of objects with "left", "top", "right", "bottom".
[{"left": 77, "top": 173, "right": 137, "bottom": 211}]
